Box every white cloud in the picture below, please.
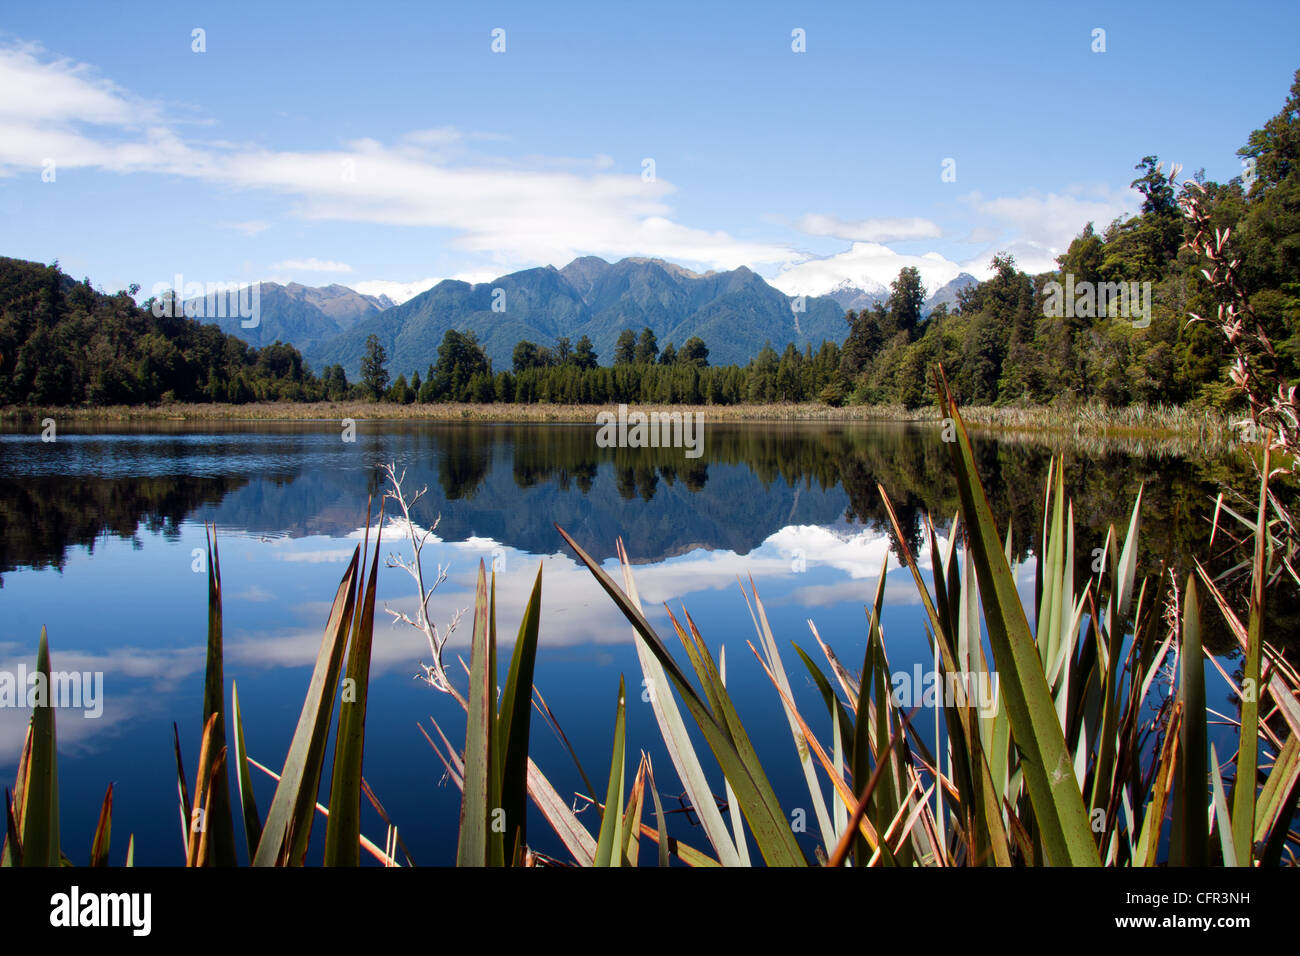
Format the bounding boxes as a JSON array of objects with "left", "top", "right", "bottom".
[
  {"left": 270, "top": 257, "right": 353, "bottom": 273},
  {"left": 768, "top": 184, "right": 1142, "bottom": 297},
  {"left": 0, "top": 44, "right": 796, "bottom": 272},
  {"left": 402, "top": 126, "right": 468, "bottom": 148},
  {"left": 0, "top": 42, "right": 1147, "bottom": 294},
  {"left": 959, "top": 186, "right": 1139, "bottom": 275},
  {"left": 796, "top": 213, "right": 943, "bottom": 243},
  {"left": 273, "top": 547, "right": 356, "bottom": 563},
  {"left": 0, "top": 41, "right": 156, "bottom": 127},
  {"left": 223, "top": 219, "right": 271, "bottom": 236},
  {"left": 229, "top": 584, "right": 276, "bottom": 602}
]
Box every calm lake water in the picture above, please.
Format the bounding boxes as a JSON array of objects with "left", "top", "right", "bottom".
[{"left": 0, "top": 420, "right": 1262, "bottom": 865}]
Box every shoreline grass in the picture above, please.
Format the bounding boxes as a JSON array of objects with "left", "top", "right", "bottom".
[
  {"left": 0, "top": 398, "right": 1237, "bottom": 436},
  {"left": 1, "top": 399, "right": 1248, "bottom": 460}
]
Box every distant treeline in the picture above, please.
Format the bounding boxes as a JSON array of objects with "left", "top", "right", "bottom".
[
  {"left": 351, "top": 326, "right": 849, "bottom": 405},
  {"left": 2, "top": 69, "right": 1296, "bottom": 411}
]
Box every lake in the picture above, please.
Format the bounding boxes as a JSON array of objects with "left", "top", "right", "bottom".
[{"left": 0, "top": 419, "right": 1261, "bottom": 865}]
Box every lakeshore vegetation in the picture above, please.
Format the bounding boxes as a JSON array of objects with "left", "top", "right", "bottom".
[
  {"left": 4, "top": 375, "right": 1296, "bottom": 867},
  {"left": 2, "top": 72, "right": 1298, "bottom": 422}
]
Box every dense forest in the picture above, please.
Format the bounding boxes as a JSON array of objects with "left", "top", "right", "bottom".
[
  {"left": 1, "top": 69, "right": 1296, "bottom": 412},
  {"left": 354, "top": 325, "right": 849, "bottom": 406},
  {"left": 0, "top": 259, "right": 321, "bottom": 405},
  {"left": 841, "top": 70, "right": 1299, "bottom": 409}
]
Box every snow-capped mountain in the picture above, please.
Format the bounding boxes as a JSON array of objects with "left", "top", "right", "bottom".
[
  {"left": 766, "top": 242, "right": 980, "bottom": 304},
  {"left": 776, "top": 269, "right": 979, "bottom": 317}
]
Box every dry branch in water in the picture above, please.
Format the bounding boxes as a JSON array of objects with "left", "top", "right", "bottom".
[{"left": 380, "top": 461, "right": 466, "bottom": 707}]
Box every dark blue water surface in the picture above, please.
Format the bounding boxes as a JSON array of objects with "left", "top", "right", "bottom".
[{"left": 0, "top": 420, "right": 1255, "bottom": 864}]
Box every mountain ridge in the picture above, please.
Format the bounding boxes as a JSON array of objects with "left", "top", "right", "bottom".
[
  {"left": 306, "top": 256, "right": 850, "bottom": 376},
  {"left": 182, "top": 281, "right": 394, "bottom": 354},
  {"left": 182, "top": 258, "right": 979, "bottom": 378}
]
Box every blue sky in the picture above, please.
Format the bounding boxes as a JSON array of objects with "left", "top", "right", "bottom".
[{"left": 1, "top": 0, "right": 1296, "bottom": 302}]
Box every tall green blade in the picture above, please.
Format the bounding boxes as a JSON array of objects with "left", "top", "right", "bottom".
[
  {"left": 252, "top": 547, "right": 360, "bottom": 866},
  {"left": 556, "top": 525, "right": 805, "bottom": 866},
  {"left": 878, "top": 489, "right": 1011, "bottom": 866},
  {"left": 324, "top": 505, "right": 384, "bottom": 866},
  {"left": 678, "top": 609, "right": 804, "bottom": 860},
  {"left": 1258, "top": 733, "right": 1300, "bottom": 867},
  {"left": 792, "top": 645, "right": 856, "bottom": 776},
  {"left": 718, "top": 647, "right": 752, "bottom": 866},
  {"left": 869, "top": 623, "right": 897, "bottom": 864},
  {"left": 1231, "top": 460, "right": 1268, "bottom": 865},
  {"left": 201, "top": 528, "right": 238, "bottom": 867},
  {"left": 20, "top": 629, "right": 59, "bottom": 867},
  {"left": 171, "top": 723, "right": 191, "bottom": 859},
  {"left": 456, "top": 562, "right": 494, "bottom": 867},
  {"left": 855, "top": 612, "right": 886, "bottom": 851},
  {"left": 89, "top": 785, "right": 112, "bottom": 867},
  {"left": 594, "top": 677, "right": 627, "bottom": 867},
  {"left": 621, "top": 757, "right": 646, "bottom": 866},
  {"left": 488, "top": 570, "right": 502, "bottom": 867},
  {"left": 645, "top": 757, "right": 671, "bottom": 867},
  {"left": 2, "top": 726, "right": 33, "bottom": 866},
  {"left": 285, "top": 529, "right": 368, "bottom": 866},
  {"left": 497, "top": 564, "right": 543, "bottom": 864},
  {"left": 1170, "top": 574, "right": 1208, "bottom": 867},
  {"left": 743, "top": 580, "right": 835, "bottom": 850},
  {"left": 934, "top": 370, "right": 1098, "bottom": 866},
  {"left": 4, "top": 786, "right": 22, "bottom": 866},
  {"left": 1209, "top": 744, "right": 1237, "bottom": 866},
  {"left": 615, "top": 539, "right": 741, "bottom": 865},
  {"left": 1091, "top": 497, "right": 1141, "bottom": 822},
  {"left": 1137, "top": 703, "right": 1181, "bottom": 867},
  {"left": 230, "top": 682, "right": 262, "bottom": 861}
]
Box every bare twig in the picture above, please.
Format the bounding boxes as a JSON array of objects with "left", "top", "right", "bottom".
[{"left": 380, "top": 462, "right": 467, "bottom": 707}]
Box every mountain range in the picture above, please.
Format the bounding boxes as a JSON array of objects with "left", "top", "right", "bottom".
[
  {"left": 187, "top": 259, "right": 976, "bottom": 377},
  {"left": 183, "top": 282, "right": 395, "bottom": 354}
]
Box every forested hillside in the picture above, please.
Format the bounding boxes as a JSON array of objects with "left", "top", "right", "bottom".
[{"left": 0, "top": 259, "right": 322, "bottom": 404}]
